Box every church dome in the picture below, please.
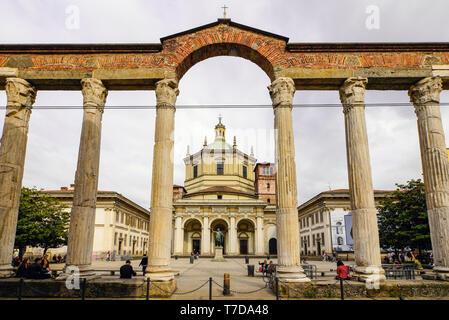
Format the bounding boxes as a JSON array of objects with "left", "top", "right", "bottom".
[{"left": 205, "top": 140, "right": 233, "bottom": 150}]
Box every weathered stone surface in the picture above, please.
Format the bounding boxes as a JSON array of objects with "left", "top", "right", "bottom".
[
  {"left": 339, "top": 77, "right": 385, "bottom": 283},
  {"left": 268, "top": 77, "right": 309, "bottom": 283},
  {"left": 64, "top": 78, "right": 108, "bottom": 276},
  {"left": 275, "top": 280, "right": 449, "bottom": 299},
  {"left": 409, "top": 77, "right": 449, "bottom": 280},
  {"left": 2, "top": 20, "right": 449, "bottom": 90},
  {"left": 147, "top": 79, "right": 179, "bottom": 282},
  {"left": 0, "top": 278, "right": 176, "bottom": 298},
  {"left": 0, "top": 78, "right": 36, "bottom": 278}
]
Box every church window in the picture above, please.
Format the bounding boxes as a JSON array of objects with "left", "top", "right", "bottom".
[
  {"left": 267, "top": 183, "right": 270, "bottom": 189},
  {"left": 193, "top": 165, "right": 198, "bottom": 178},
  {"left": 267, "top": 198, "right": 270, "bottom": 204},
  {"left": 243, "top": 165, "right": 247, "bottom": 178},
  {"left": 217, "top": 195, "right": 223, "bottom": 200},
  {"left": 217, "top": 162, "right": 224, "bottom": 175}
]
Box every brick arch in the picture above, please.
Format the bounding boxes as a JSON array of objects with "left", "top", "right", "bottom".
[
  {"left": 161, "top": 24, "right": 287, "bottom": 81},
  {"left": 175, "top": 42, "right": 275, "bottom": 81}
]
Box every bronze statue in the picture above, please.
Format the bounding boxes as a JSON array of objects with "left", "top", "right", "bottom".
[{"left": 212, "top": 228, "right": 224, "bottom": 247}]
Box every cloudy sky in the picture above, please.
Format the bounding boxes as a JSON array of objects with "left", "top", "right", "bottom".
[{"left": 1, "top": 0, "right": 449, "bottom": 209}]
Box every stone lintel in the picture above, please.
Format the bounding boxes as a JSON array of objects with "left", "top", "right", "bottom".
[{"left": 0, "top": 68, "right": 441, "bottom": 90}]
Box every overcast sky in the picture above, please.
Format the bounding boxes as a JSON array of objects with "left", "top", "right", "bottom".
[{"left": 1, "top": 0, "right": 449, "bottom": 209}]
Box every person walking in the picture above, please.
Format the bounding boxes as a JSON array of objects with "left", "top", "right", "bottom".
[
  {"left": 120, "top": 260, "right": 137, "bottom": 279},
  {"left": 139, "top": 254, "right": 148, "bottom": 276},
  {"left": 106, "top": 251, "right": 111, "bottom": 262}
]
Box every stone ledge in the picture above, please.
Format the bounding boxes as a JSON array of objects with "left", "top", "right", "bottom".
[
  {"left": 274, "top": 280, "right": 449, "bottom": 299},
  {"left": 0, "top": 278, "right": 177, "bottom": 299}
]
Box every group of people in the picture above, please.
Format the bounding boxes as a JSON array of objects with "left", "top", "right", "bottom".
[
  {"left": 119, "top": 254, "right": 148, "bottom": 279},
  {"left": 14, "top": 255, "right": 53, "bottom": 279},
  {"left": 382, "top": 251, "right": 427, "bottom": 270},
  {"left": 321, "top": 250, "right": 338, "bottom": 262},
  {"left": 258, "top": 260, "right": 276, "bottom": 276}
]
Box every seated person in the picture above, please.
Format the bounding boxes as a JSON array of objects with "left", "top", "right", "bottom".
[
  {"left": 258, "top": 260, "right": 267, "bottom": 274},
  {"left": 26, "top": 258, "right": 52, "bottom": 279},
  {"left": 383, "top": 256, "right": 390, "bottom": 264},
  {"left": 266, "top": 261, "right": 276, "bottom": 276},
  {"left": 120, "top": 260, "right": 137, "bottom": 279},
  {"left": 15, "top": 258, "right": 30, "bottom": 278},
  {"left": 335, "top": 260, "right": 349, "bottom": 280}
]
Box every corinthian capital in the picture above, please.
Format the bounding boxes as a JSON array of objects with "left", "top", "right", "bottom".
[
  {"left": 408, "top": 77, "right": 442, "bottom": 105},
  {"left": 339, "top": 77, "right": 367, "bottom": 105},
  {"left": 268, "top": 77, "right": 295, "bottom": 108},
  {"left": 155, "top": 79, "right": 179, "bottom": 107},
  {"left": 81, "top": 78, "right": 108, "bottom": 109},
  {"left": 5, "top": 78, "right": 36, "bottom": 110}
]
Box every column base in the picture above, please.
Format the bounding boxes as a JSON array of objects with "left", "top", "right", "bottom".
[
  {"left": 0, "top": 265, "right": 14, "bottom": 278},
  {"left": 146, "top": 265, "right": 175, "bottom": 281},
  {"left": 57, "top": 264, "right": 98, "bottom": 280},
  {"left": 433, "top": 266, "right": 449, "bottom": 281},
  {"left": 354, "top": 265, "right": 386, "bottom": 286},
  {"left": 277, "top": 265, "right": 311, "bottom": 282}
]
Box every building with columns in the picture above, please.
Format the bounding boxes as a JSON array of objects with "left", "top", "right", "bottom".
[
  {"left": 1, "top": 19, "right": 449, "bottom": 285},
  {"left": 24, "top": 185, "right": 151, "bottom": 259},
  {"left": 297, "top": 189, "right": 392, "bottom": 257},
  {"left": 172, "top": 118, "right": 277, "bottom": 256}
]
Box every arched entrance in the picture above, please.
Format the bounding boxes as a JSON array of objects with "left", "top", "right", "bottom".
[
  {"left": 237, "top": 219, "right": 255, "bottom": 255},
  {"left": 183, "top": 218, "right": 202, "bottom": 255},
  {"left": 210, "top": 218, "right": 228, "bottom": 255},
  {"left": 269, "top": 238, "right": 277, "bottom": 255}
]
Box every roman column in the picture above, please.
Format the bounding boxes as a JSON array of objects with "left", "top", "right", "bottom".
[
  {"left": 339, "top": 77, "right": 385, "bottom": 283},
  {"left": 0, "top": 78, "right": 36, "bottom": 277},
  {"left": 147, "top": 79, "right": 179, "bottom": 281},
  {"left": 202, "top": 215, "right": 210, "bottom": 255},
  {"left": 173, "top": 214, "right": 183, "bottom": 255},
  {"left": 64, "top": 78, "right": 108, "bottom": 276},
  {"left": 268, "top": 77, "right": 309, "bottom": 282},
  {"left": 409, "top": 77, "right": 449, "bottom": 280}
]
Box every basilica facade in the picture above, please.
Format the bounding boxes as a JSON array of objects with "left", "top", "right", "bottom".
[{"left": 171, "top": 119, "right": 277, "bottom": 256}]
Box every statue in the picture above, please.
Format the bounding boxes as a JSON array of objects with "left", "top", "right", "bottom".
[{"left": 212, "top": 228, "right": 224, "bottom": 247}]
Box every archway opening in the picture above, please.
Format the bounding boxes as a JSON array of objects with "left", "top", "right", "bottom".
[
  {"left": 183, "top": 218, "right": 202, "bottom": 255},
  {"left": 237, "top": 219, "right": 255, "bottom": 255},
  {"left": 269, "top": 238, "right": 277, "bottom": 255}
]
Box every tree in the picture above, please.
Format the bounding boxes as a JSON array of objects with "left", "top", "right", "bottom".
[
  {"left": 377, "top": 179, "right": 431, "bottom": 254},
  {"left": 15, "top": 187, "right": 70, "bottom": 258}
]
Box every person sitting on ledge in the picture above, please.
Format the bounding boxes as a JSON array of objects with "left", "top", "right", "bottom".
[
  {"left": 120, "top": 260, "right": 137, "bottom": 279},
  {"left": 335, "top": 260, "right": 349, "bottom": 280},
  {"left": 26, "top": 258, "right": 52, "bottom": 279}
]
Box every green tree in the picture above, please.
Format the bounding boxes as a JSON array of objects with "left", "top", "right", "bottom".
[
  {"left": 377, "top": 179, "right": 431, "bottom": 254},
  {"left": 15, "top": 187, "right": 70, "bottom": 258}
]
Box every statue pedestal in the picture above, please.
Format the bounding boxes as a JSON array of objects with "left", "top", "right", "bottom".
[{"left": 213, "top": 246, "right": 226, "bottom": 262}]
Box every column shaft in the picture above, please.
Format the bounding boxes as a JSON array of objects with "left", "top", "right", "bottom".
[
  {"left": 255, "top": 215, "right": 264, "bottom": 255},
  {"left": 339, "top": 77, "right": 384, "bottom": 282},
  {"left": 409, "top": 77, "right": 449, "bottom": 279},
  {"left": 268, "top": 77, "right": 309, "bottom": 282},
  {"left": 229, "top": 215, "right": 237, "bottom": 255},
  {"left": 202, "top": 215, "right": 210, "bottom": 255},
  {"left": 65, "top": 78, "right": 107, "bottom": 275},
  {"left": 173, "top": 215, "right": 183, "bottom": 255},
  {"left": 0, "top": 78, "right": 36, "bottom": 277},
  {"left": 147, "top": 79, "right": 179, "bottom": 281}
]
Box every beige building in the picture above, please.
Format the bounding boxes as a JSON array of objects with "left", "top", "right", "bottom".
[
  {"left": 297, "top": 189, "right": 392, "bottom": 257},
  {"left": 26, "top": 185, "right": 151, "bottom": 259},
  {"left": 172, "top": 118, "right": 278, "bottom": 256}
]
